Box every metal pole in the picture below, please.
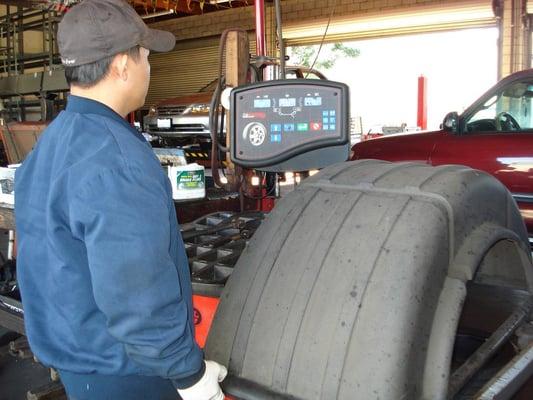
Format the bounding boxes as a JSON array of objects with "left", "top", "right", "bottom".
[
  {"left": 7, "top": 230, "right": 14, "bottom": 260},
  {"left": 447, "top": 296, "right": 533, "bottom": 399},
  {"left": 475, "top": 342, "right": 533, "bottom": 400},
  {"left": 47, "top": 10, "right": 53, "bottom": 68},
  {"left": 41, "top": 10, "right": 46, "bottom": 68},
  {"left": 274, "top": 0, "right": 285, "bottom": 79},
  {"left": 6, "top": 5, "right": 11, "bottom": 75},
  {"left": 417, "top": 75, "right": 427, "bottom": 130},
  {"left": 255, "top": 0, "right": 266, "bottom": 58},
  {"left": 16, "top": 5, "right": 22, "bottom": 74}
]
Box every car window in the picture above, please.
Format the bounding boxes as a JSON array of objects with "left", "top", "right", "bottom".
[
  {"left": 466, "top": 80, "right": 533, "bottom": 133},
  {"left": 286, "top": 70, "right": 299, "bottom": 79},
  {"left": 301, "top": 71, "right": 323, "bottom": 80},
  {"left": 285, "top": 68, "right": 326, "bottom": 80}
]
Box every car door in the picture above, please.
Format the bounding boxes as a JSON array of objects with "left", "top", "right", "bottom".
[{"left": 430, "top": 79, "right": 533, "bottom": 240}]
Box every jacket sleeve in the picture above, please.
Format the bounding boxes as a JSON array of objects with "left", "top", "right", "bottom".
[{"left": 69, "top": 165, "right": 204, "bottom": 388}]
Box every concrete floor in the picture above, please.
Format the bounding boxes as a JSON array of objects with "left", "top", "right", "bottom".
[{"left": 0, "top": 328, "right": 59, "bottom": 400}]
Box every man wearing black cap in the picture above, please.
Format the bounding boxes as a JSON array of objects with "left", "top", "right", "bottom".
[{"left": 14, "top": 1, "right": 227, "bottom": 399}]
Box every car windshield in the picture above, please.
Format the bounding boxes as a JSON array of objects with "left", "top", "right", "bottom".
[{"left": 466, "top": 79, "right": 533, "bottom": 132}]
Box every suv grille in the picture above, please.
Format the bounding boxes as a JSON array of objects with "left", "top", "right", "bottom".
[
  {"left": 147, "top": 123, "right": 208, "bottom": 132},
  {"left": 172, "top": 124, "right": 207, "bottom": 132},
  {"left": 158, "top": 105, "right": 187, "bottom": 115}
]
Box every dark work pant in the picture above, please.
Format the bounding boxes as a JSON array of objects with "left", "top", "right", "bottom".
[{"left": 59, "top": 370, "right": 180, "bottom": 400}]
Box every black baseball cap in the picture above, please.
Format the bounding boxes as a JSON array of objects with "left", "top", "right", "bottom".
[{"left": 58, "top": 0, "right": 176, "bottom": 67}]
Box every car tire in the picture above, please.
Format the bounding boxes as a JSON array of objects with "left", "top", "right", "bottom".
[{"left": 205, "top": 160, "right": 533, "bottom": 400}]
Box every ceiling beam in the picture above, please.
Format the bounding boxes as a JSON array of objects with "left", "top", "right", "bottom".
[
  {"left": 131, "top": 1, "right": 202, "bottom": 16},
  {"left": 0, "top": 0, "right": 35, "bottom": 7}
]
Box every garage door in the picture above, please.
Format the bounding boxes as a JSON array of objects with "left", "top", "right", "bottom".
[
  {"left": 146, "top": 35, "right": 255, "bottom": 108},
  {"left": 284, "top": 0, "right": 496, "bottom": 46}
]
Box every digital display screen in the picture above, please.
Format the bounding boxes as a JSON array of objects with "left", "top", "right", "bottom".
[
  {"left": 279, "top": 98, "right": 296, "bottom": 107},
  {"left": 304, "top": 97, "right": 322, "bottom": 106},
  {"left": 254, "top": 98, "right": 271, "bottom": 108}
]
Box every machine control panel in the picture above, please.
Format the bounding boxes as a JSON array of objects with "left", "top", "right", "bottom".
[{"left": 230, "top": 80, "right": 350, "bottom": 172}]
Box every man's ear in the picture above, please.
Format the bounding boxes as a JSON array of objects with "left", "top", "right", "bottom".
[{"left": 110, "top": 53, "right": 129, "bottom": 81}]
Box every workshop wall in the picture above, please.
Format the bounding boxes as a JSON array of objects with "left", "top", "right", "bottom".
[
  {"left": 499, "top": 0, "right": 530, "bottom": 78},
  {"left": 150, "top": 0, "right": 477, "bottom": 44}
]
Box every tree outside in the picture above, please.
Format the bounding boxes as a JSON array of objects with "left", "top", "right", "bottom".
[{"left": 287, "top": 43, "right": 360, "bottom": 71}]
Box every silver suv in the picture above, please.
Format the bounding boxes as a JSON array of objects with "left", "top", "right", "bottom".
[{"left": 143, "top": 67, "right": 326, "bottom": 145}]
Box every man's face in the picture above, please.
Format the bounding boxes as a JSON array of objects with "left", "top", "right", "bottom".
[{"left": 127, "top": 47, "right": 151, "bottom": 111}]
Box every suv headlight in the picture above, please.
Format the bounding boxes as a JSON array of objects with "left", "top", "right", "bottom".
[{"left": 190, "top": 104, "right": 210, "bottom": 113}]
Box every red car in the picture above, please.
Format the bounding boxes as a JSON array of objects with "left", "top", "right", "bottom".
[{"left": 351, "top": 69, "right": 533, "bottom": 245}]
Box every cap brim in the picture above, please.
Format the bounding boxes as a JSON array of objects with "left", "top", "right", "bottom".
[{"left": 141, "top": 29, "right": 176, "bottom": 53}]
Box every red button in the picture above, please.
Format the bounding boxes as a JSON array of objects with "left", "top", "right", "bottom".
[{"left": 310, "top": 122, "right": 322, "bottom": 131}]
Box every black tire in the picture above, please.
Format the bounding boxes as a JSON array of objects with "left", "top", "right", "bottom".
[
  {"left": 205, "top": 160, "right": 533, "bottom": 400},
  {"left": 0, "top": 328, "right": 20, "bottom": 347}
]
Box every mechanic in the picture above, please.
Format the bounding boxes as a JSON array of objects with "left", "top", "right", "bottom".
[{"left": 14, "top": 0, "right": 226, "bottom": 399}]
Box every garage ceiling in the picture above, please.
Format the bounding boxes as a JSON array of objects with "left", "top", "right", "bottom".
[{"left": 0, "top": 0, "right": 254, "bottom": 18}]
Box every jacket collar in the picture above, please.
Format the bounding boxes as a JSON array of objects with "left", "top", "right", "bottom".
[
  {"left": 66, "top": 95, "right": 126, "bottom": 122},
  {"left": 66, "top": 95, "right": 146, "bottom": 143},
  {"left": 66, "top": 94, "right": 150, "bottom": 145}
]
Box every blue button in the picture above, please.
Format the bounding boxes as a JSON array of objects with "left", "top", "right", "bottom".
[
  {"left": 323, "top": 117, "right": 329, "bottom": 124},
  {"left": 330, "top": 117, "right": 336, "bottom": 123},
  {"left": 270, "top": 124, "right": 281, "bottom": 132},
  {"left": 323, "top": 125, "right": 329, "bottom": 131},
  {"left": 322, "top": 110, "right": 329, "bottom": 116},
  {"left": 284, "top": 124, "right": 295, "bottom": 132},
  {"left": 330, "top": 110, "right": 336, "bottom": 116},
  {"left": 329, "top": 124, "right": 336, "bottom": 130},
  {"left": 270, "top": 134, "right": 281, "bottom": 142}
]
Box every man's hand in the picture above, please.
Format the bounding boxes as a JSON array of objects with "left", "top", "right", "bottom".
[{"left": 178, "top": 360, "right": 228, "bottom": 400}]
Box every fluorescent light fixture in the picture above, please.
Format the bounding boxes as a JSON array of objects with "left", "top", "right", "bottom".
[{"left": 141, "top": 9, "right": 175, "bottom": 20}]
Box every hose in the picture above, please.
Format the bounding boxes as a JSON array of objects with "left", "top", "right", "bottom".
[
  {"left": 210, "top": 28, "right": 250, "bottom": 193},
  {"left": 305, "top": 0, "right": 338, "bottom": 78}
]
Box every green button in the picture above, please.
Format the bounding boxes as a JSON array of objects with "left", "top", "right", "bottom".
[{"left": 297, "top": 123, "right": 308, "bottom": 131}]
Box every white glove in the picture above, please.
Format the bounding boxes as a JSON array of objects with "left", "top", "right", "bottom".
[{"left": 178, "top": 360, "right": 228, "bottom": 400}]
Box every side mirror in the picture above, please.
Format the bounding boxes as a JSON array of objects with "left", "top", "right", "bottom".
[{"left": 441, "top": 112, "right": 459, "bottom": 133}]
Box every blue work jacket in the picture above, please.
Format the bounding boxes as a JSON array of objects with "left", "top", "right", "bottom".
[{"left": 14, "top": 95, "right": 204, "bottom": 388}]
